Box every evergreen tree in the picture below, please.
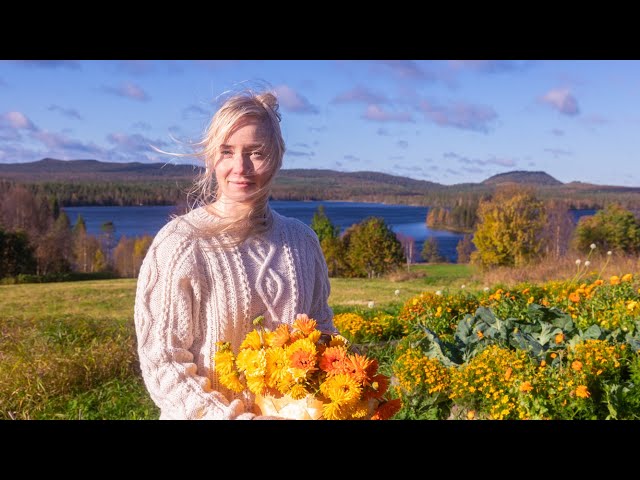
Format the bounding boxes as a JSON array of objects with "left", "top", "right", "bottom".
[
  {"left": 310, "top": 205, "right": 340, "bottom": 243},
  {"left": 421, "top": 237, "right": 445, "bottom": 263}
]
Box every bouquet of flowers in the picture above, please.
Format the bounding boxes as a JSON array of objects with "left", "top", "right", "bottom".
[{"left": 214, "top": 314, "right": 402, "bottom": 420}]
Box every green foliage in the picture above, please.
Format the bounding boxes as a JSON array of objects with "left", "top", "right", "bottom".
[
  {"left": 342, "top": 216, "right": 404, "bottom": 278},
  {"left": 310, "top": 205, "right": 340, "bottom": 243},
  {"left": 573, "top": 203, "right": 640, "bottom": 255},
  {"left": 0, "top": 228, "right": 37, "bottom": 279},
  {"left": 471, "top": 187, "right": 547, "bottom": 269},
  {"left": 421, "top": 237, "right": 446, "bottom": 263}
]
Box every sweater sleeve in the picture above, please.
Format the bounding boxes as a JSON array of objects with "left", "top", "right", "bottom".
[{"left": 134, "top": 228, "right": 254, "bottom": 420}]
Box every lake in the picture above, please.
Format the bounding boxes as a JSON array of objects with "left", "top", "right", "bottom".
[
  {"left": 63, "top": 201, "right": 465, "bottom": 262},
  {"left": 62, "top": 201, "right": 597, "bottom": 264}
]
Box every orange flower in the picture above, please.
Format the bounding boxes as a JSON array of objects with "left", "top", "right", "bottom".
[
  {"left": 477, "top": 330, "right": 484, "bottom": 339},
  {"left": 345, "top": 354, "right": 374, "bottom": 385},
  {"left": 610, "top": 275, "right": 620, "bottom": 285},
  {"left": 289, "top": 347, "right": 318, "bottom": 373},
  {"left": 575, "top": 385, "right": 590, "bottom": 399},
  {"left": 568, "top": 292, "right": 580, "bottom": 303},
  {"left": 571, "top": 360, "right": 583, "bottom": 371},
  {"left": 555, "top": 333, "right": 564, "bottom": 344},
  {"left": 319, "top": 346, "right": 349, "bottom": 375},
  {"left": 293, "top": 314, "right": 318, "bottom": 336},
  {"left": 519, "top": 381, "right": 533, "bottom": 393},
  {"left": 270, "top": 324, "right": 291, "bottom": 347},
  {"left": 504, "top": 367, "right": 513, "bottom": 381},
  {"left": 370, "top": 399, "right": 402, "bottom": 420}
]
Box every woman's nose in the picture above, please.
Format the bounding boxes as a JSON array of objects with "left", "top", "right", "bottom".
[{"left": 231, "top": 153, "right": 252, "bottom": 173}]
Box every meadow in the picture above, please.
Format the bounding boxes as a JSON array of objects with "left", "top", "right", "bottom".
[{"left": 1, "top": 257, "right": 639, "bottom": 420}]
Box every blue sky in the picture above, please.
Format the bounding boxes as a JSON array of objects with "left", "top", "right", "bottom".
[{"left": 1, "top": 59, "right": 639, "bottom": 186}]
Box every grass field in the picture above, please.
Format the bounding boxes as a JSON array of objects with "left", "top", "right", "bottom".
[{"left": 0, "top": 264, "right": 474, "bottom": 420}]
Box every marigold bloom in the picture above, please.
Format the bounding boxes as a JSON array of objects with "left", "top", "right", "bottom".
[
  {"left": 240, "top": 330, "right": 264, "bottom": 350},
  {"left": 477, "top": 330, "right": 484, "bottom": 339},
  {"left": 568, "top": 292, "right": 580, "bottom": 303},
  {"left": 571, "top": 360, "right": 583, "bottom": 371},
  {"left": 467, "top": 410, "right": 475, "bottom": 420},
  {"left": 519, "top": 381, "right": 533, "bottom": 393},
  {"left": 621, "top": 273, "right": 633, "bottom": 283},
  {"left": 319, "top": 345, "right": 349, "bottom": 374},
  {"left": 575, "top": 385, "right": 590, "bottom": 399},
  {"left": 610, "top": 275, "right": 620, "bottom": 285},
  {"left": 293, "top": 314, "right": 317, "bottom": 335},
  {"left": 555, "top": 333, "right": 564, "bottom": 344}
]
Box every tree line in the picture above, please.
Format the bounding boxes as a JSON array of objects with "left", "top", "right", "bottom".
[
  {"left": 0, "top": 184, "right": 153, "bottom": 281},
  {"left": 2, "top": 182, "right": 640, "bottom": 283}
]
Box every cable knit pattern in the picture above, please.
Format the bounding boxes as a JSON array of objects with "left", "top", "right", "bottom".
[{"left": 134, "top": 206, "right": 336, "bottom": 420}]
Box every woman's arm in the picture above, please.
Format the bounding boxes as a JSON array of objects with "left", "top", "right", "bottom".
[{"left": 134, "top": 233, "right": 254, "bottom": 420}]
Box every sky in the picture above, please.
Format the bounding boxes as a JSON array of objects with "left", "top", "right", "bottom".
[{"left": 1, "top": 59, "right": 639, "bottom": 187}]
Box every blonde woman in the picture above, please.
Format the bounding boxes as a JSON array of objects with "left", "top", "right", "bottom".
[{"left": 134, "top": 89, "right": 337, "bottom": 419}]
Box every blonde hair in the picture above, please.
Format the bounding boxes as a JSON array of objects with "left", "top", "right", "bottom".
[{"left": 163, "top": 89, "right": 286, "bottom": 247}]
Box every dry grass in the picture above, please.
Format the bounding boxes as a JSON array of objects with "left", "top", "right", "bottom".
[{"left": 470, "top": 252, "right": 640, "bottom": 288}]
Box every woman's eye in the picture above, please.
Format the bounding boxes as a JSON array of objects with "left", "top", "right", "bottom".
[
  {"left": 251, "top": 151, "right": 264, "bottom": 158},
  {"left": 221, "top": 149, "right": 233, "bottom": 156}
]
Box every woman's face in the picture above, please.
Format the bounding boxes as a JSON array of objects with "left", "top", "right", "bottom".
[{"left": 214, "top": 120, "right": 272, "bottom": 204}]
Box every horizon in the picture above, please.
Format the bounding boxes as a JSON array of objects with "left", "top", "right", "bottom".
[{"left": 1, "top": 60, "right": 639, "bottom": 187}]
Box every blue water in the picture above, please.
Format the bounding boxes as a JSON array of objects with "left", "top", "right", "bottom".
[
  {"left": 62, "top": 202, "right": 598, "bottom": 264},
  {"left": 63, "top": 201, "right": 463, "bottom": 262}
]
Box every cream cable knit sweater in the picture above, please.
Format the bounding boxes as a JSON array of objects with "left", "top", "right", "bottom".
[{"left": 134, "top": 206, "right": 336, "bottom": 420}]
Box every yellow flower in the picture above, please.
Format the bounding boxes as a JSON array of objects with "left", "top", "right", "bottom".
[
  {"left": 571, "top": 360, "right": 583, "bottom": 371},
  {"left": 610, "top": 275, "right": 620, "bottom": 285},
  {"left": 621, "top": 273, "right": 633, "bottom": 283},
  {"left": 467, "top": 410, "right": 475, "bottom": 420},
  {"left": 555, "top": 333, "right": 564, "bottom": 344},
  {"left": 214, "top": 314, "right": 399, "bottom": 420}
]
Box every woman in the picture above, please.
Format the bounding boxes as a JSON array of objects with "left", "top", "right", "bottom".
[{"left": 134, "top": 89, "right": 337, "bottom": 419}]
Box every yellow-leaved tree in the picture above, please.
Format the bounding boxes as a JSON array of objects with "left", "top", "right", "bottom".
[{"left": 471, "top": 186, "right": 547, "bottom": 269}]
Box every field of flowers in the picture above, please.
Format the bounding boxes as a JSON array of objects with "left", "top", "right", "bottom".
[{"left": 334, "top": 270, "right": 640, "bottom": 420}]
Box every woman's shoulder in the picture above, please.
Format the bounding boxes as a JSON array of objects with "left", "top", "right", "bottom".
[
  {"left": 272, "top": 210, "right": 320, "bottom": 241},
  {"left": 149, "top": 207, "right": 211, "bottom": 250}
]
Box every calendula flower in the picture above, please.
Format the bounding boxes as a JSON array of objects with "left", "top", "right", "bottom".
[
  {"left": 215, "top": 314, "right": 400, "bottom": 420},
  {"left": 571, "top": 360, "right": 583, "bottom": 371},
  {"left": 575, "top": 385, "right": 590, "bottom": 399},
  {"left": 519, "top": 381, "right": 533, "bottom": 393},
  {"left": 621, "top": 273, "right": 633, "bottom": 282},
  {"left": 610, "top": 275, "right": 620, "bottom": 285},
  {"left": 555, "top": 332, "right": 564, "bottom": 344}
]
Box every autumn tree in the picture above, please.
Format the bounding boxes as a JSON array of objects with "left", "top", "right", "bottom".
[
  {"left": 396, "top": 232, "right": 416, "bottom": 271},
  {"left": 34, "top": 210, "right": 73, "bottom": 275},
  {"left": 471, "top": 186, "right": 547, "bottom": 269},
  {"left": 572, "top": 203, "right": 640, "bottom": 255},
  {"left": 342, "top": 216, "right": 404, "bottom": 278},
  {"left": 540, "top": 199, "right": 576, "bottom": 259},
  {"left": 456, "top": 234, "right": 475, "bottom": 263}
]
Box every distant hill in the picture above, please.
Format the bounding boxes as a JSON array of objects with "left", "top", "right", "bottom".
[
  {"left": 483, "top": 170, "right": 563, "bottom": 186},
  {"left": 1, "top": 158, "right": 640, "bottom": 210}
]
